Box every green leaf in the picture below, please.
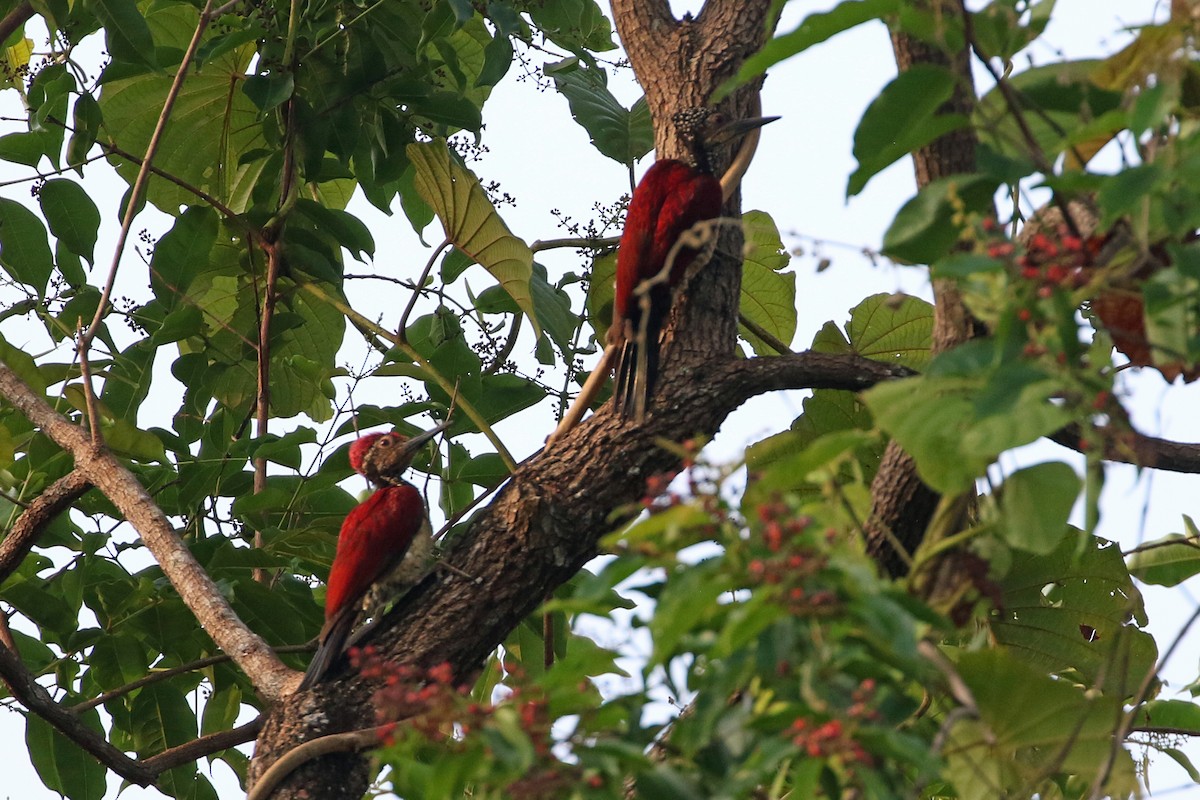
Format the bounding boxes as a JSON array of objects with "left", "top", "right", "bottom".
[
  {"left": 26, "top": 711, "right": 107, "bottom": 800},
  {"left": 848, "top": 64, "right": 968, "bottom": 196},
  {"left": 999, "top": 461, "right": 1080, "bottom": 555},
  {"left": 88, "top": 634, "right": 151, "bottom": 690},
  {"left": 586, "top": 250, "right": 617, "bottom": 344},
  {"left": 407, "top": 139, "right": 539, "bottom": 333},
  {"left": 1135, "top": 699, "right": 1200, "bottom": 735},
  {"left": 151, "top": 206, "right": 219, "bottom": 307},
  {"left": 717, "top": 0, "right": 901, "bottom": 100},
  {"left": 39, "top": 179, "right": 101, "bottom": 265},
  {"left": 546, "top": 58, "right": 653, "bottom": 166},
  {"left": 976, "top": 60, "right": 1124, "bottom": 166},
  {"left": 969, "top": 0, "right": 1056, "bottom": 62},
  {"left": 528, "top": 0, "right": 615, "bottom": 53},
  {"left": 0, "top": 197, "right": 54, "bottom": 295},
  {"left": 101, "top": 14, "right": 261, "bottom": 213},
  {"left": 477, "top": 32, "right": 514, "bottom": 88},
  {"left": 948, "top": 649, "right": 1138, "bottom": 799},
  {"left": 242, "top": 71, "right": 294, "bottom": 111},
  {"left": 881, "top": 174, "right": 999, "bottom": 264},
  {"left": 864, "top": 369, "right": 1073, "bottom": 493},
  {"left": 94, "top": 0, "right": 157, "bottom": 70},
  {"left": 995, "top": 533, "right": 1156, "bottom": 699},
  {"left": 529, "top": 263, "right": 577, "bottom": 355},
  {"left": 130, "top": 682, "right": 197, "bottom": 755},
  {"left": 846, "top": 292, "right": 933, "bottom": 370},
  {"left": 294, "top": 199, "right": 375, "bottom": 262},
  {"left": 1127, "top": 524, "right": 1200, "bottom": 587},
  {"left": 67, "top": 93, "right": 102, "bottom": 169},
  {"left": 0, "top": 131, "right": 47, "bottom": 166},
  {"left": 739, "top": 210, "right": 796, "bottom": 354},
  {"left": 0, "top": 331, "right": 48, "bottom": 394}
]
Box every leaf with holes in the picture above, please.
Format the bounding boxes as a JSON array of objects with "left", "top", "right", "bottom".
[
  {"left": 994, "top": 532, "right": 1155, "bottom": 700},
  {"left": 739, "top": 210, "right": 795, "bottom": 355}
]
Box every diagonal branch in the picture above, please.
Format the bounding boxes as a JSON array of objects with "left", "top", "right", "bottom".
[
  {"left": 141, "top": 718, "right": 263, "bottom": 774},
  {"left": 0, "top": 641, "right": 156, "bottom": 786},
  {"left": 0, "top": 638, "right": 262, "bottom": 786},
  {"left": 0, "top": 364, "right": 296, "bottom": 701},
  {"left": 0, "top": 470, "right": 91, "bottom": 584}
]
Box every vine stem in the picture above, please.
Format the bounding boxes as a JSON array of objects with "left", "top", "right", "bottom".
[
  {"left": 398, "top": 237, "right": 451, "bottom": 341},
  {"left": 78, "top": 0, "right": 217, "bottom": 441}
]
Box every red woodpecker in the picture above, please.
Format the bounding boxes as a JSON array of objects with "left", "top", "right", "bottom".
[
  {"left": 610, "top": 109, "right": 778, "bottom": 421},
  {"left": 300, "top": 422, "right": 447, "bottom": 688}
]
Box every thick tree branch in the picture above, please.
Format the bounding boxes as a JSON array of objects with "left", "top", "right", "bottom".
[
  {"left": 0, "top": 642, "right": 156, "bottom": 786},
  {"left": 0, "top": 637, "right": 261, "bottom": 786},
  {"left": 141, "top": 718, "right": 262, "bottom": 774},
  {"left": 0, "top": 364, "right": 296, "bottom": 701},
  {"left": 0, "top": 470, "right": 91, "bottom": 584},
  {"left": 0, "top": 3, "right": 33, "bottom": 48}
]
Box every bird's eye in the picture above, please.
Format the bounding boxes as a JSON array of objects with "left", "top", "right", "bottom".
[{"left": 378, "top": 436, "right": 393, "bottom": 448}]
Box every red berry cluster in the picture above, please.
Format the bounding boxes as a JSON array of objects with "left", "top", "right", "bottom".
[
  {"left": 788, "top": 718, "right": 870, "bottom": 765},
  {"left": 979, "top": 217, "right": 1105, "bottom": 303},
  {"left": 641, "top": 469, "right": 681, "bottom": 509},
  {"left": 787, "top": 678, "right": 878, "bottom": 765},
  {"left": 749, "top": 501, "right": 837, "bottom": 615},
  {"left": 352, "top": 649, "right": 475, "bottom": 741},
  {"left": 353, "top": 652, "right": 583, "bottom": 799}
]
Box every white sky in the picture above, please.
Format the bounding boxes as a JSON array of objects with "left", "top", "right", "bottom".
[{"left": 3, "top": 0, "right": 1200, "bottom": 798}]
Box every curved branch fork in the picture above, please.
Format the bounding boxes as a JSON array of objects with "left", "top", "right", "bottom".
[{"left": 0, "top": 364, "right": 296, "bottom": 702}]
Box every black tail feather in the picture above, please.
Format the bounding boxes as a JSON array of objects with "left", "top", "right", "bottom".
[
  {"left": 297, "top": 607, "right": 355, "bottom": 690},
  {"left": 612, "top": 318, "right": 662, "bottom": 422}
]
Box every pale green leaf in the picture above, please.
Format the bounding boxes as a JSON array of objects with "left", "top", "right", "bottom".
[{"left": 407, "top": 139, "right": 539, "bottom": 334}]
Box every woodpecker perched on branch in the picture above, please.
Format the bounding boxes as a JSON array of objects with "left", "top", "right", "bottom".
[
  {"left": 610, "top": 108, "right": 779, "bottom": 422},
  {"left": 545, "top": 105, "right": 777, "bottom": 445},
  {"left": 299, "top": 422, "right": 448, "bottom": 688}
]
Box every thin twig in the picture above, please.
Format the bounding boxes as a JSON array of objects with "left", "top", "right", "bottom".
[
  {"left": 79, "top": 0, "right": 219, "bottom": 385},
  {"left": 253, "top": 238, "right": 282, "bottom": 584},
  {"left": 398, "top": 238, "right": 451, "bottom": 342},
  {"left": 71, "top": 645, "right": 312, "bottom": 713},
  {"left": 737, "top": 312, "right": 792, "bottom": 354},
  {"left": 483, "top": 313, "right": 521, "bottom": 376},
  {"left": 76, "top": 319, "right": 103, "bottom": 445},
  {"left": 530, "top": 235, "right": 618, "bottom": 252}
]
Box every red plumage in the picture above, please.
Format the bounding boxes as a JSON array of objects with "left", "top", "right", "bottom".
[
  {"left": 300, "top": 426, "right": 444, "bottom": 688},
  {"left": 321, "top": 484, "right": 427, "bottom": 631},
  {"left": 611, "top": 160, "right": 722, "bottom": 419}
]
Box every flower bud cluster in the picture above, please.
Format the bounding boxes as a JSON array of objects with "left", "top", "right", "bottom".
[
  {"left": 787, "top": 679, "right": 879, "bottom": 767},
  {"left": 748, "top": 501, "right": 837, "bottom": 615}
]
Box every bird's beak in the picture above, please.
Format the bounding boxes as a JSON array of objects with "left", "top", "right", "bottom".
[
  {"left": 708, "top": 115, "right": 780, "bottom": 146},
  {"left": 396, "top": 419, "right": 451, "bottom": 460}
]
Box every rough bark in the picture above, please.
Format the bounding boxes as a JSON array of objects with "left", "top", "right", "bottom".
[
  {"left": 247, "top": 1, "right": 782, "bottom": 796},
  {"left": 864, "top": 0, "right": 984, "bottom": 576}
]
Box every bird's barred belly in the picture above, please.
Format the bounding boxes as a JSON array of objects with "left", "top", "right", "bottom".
[{"left": 363, "top": 517, "right": 434, "bottom": 617}]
